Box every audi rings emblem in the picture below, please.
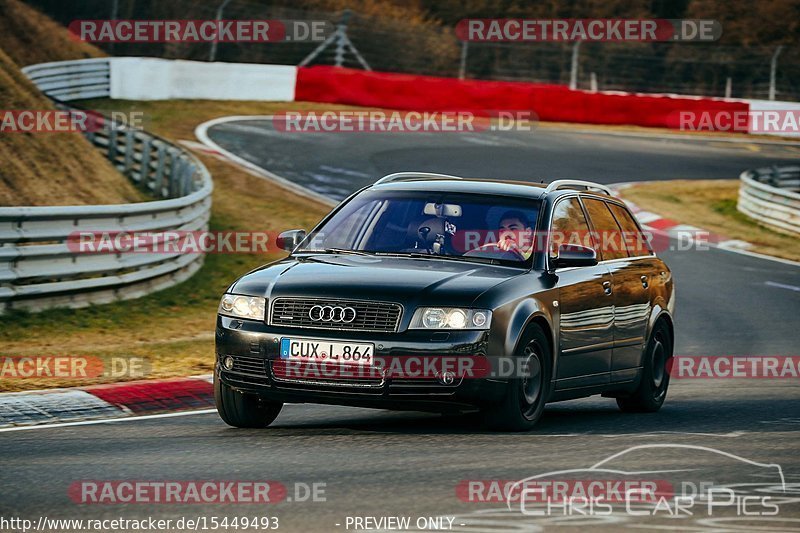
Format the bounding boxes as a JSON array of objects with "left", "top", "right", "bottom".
[{"left": 309, "top": 305, "right": 357, "bottom": 323}]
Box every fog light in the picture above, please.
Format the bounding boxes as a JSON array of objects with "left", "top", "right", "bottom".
[
  {"left": 223, "top": 356, "right": 235, "bottom": 370},
  {"left": 438, "top": 371, "right": 456, "bottom": 386}
]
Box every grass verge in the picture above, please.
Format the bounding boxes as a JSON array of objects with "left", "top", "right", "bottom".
[{"left": 619, "top": 179, "right": 800, "bottom": 262}]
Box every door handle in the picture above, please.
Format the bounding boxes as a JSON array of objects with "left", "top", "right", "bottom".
[
  {"left": 641, "top": 275, "right": 649, "bottom": 289},
  {"left": 602, "top": 281, "right": 612, "bottom": 295}
]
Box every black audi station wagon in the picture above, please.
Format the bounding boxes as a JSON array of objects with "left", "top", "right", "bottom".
[{"left": 215, "top": 173, "right": 675, "bottom": 431}]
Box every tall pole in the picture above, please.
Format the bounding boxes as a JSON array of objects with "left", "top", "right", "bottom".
[
  {"left": 333, "top": 10, "right": 352, "bottom": 67},
  {"left": 209, "top": 0, "right": 233, "bottom": 62},
  {"left": 458, "top": 41, "right": 468, "bottom": 80},
  {"left": 769, "top": 45, "right": 783, "bottom": 101},
  {"left": 109, "top": 0, "right": 119, "bottom": 54},
  {"left": 569, "top": 41, "right": 581, "bottom": 90}
]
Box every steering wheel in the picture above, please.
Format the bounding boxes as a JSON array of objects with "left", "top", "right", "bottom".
[{"left": 465, "top": 241, "right": 525, "bottom": 261}]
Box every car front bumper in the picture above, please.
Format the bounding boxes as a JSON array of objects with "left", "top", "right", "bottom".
[{"left": 215, "top": 315, "right": 508, "bottom": 412}]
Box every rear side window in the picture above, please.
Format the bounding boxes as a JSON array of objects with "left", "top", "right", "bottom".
[
  {"left": 549, "top": 197, "right": 593, "bottom": 257},
  {"left": 582, "top": 198, "right": 628, "bottom": 261},
  {"left": 607, "top": 202, "right": 652, "bottom": 257}
]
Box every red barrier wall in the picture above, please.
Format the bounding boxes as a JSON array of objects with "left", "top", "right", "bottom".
[{"left": 295, "top": 66, "right": 749, "bottom": 131}]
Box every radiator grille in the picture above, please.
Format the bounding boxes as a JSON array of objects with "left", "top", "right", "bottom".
[{"left": 269, "top": 298, "right": 402, "bottom": 333}]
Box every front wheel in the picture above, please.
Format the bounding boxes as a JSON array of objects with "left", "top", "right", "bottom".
[
  {"left": 617, "top": 320, "right": 673, "bottom": 413},
  {"left": 483, "top": 324, "right": 551, "bottom": 431},
  {"left": 215, "top": 372, "right": 283, "bottom": 428}
]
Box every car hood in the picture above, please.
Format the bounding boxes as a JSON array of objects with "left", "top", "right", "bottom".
[{"left": 231, "top": 254, "right": 522, "bottom": 308}]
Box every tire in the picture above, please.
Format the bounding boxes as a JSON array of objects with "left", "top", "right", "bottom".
[
  {"left": 483, "top": 323, "right": 551, "bottom": 431},
  {"left": 214, "top": 372, "right": 283, "bottom": 428},
  {"left": 617, "top": 320, "right": 673, "bottom": 413}
]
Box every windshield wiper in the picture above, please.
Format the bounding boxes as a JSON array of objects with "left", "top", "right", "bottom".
[
  {"left": 298, "top": 249, "right": 504, "bottom": 265},
  {"left": 298, "top": 248, "right": 374, "bottom": 256},
  {"left": 374, "top": 252, "right": 501, "bottom": 265}
]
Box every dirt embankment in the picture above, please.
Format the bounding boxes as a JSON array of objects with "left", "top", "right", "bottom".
[{"left": 0, "top": 0, "right": 147, "bottom": 206}]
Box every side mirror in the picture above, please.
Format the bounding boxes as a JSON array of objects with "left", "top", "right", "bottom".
[
  {"left": 276, "top": 229, "right": 306, "bottom": 252},
  {"left": 552, "top": 244, "right": 597, "bottom": 269}
]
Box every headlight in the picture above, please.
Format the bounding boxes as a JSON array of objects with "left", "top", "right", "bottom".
[
  {"left": 218, "top": 294, "right": 266, "bottom": 321},
  {"left": 410, "top": 307, "right": 492, "bottom": 330}
]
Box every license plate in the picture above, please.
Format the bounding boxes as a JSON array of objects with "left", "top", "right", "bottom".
[{"left": 280, "top": 338, "right": 374, "bottom": 366}]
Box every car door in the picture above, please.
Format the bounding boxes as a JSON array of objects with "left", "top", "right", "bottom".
[
  {"left": 583, "top": 198, "right": 652, "bottom": 383},
  {"left": 606, "top": 201, "right": 659, "bottom": 380},
  {"left": 550, "top": 196, "right": 614, "bottom": 389}
]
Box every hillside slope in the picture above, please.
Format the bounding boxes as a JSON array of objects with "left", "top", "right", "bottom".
[
  {"left": 0, "top": 0, "right": 104, "bottom": 66},
  {"left": 0, "top": 0, "right": 148, "bottom": 206},
  {"left": 0, "top": 47, "right": 146, "bottom": 206}
]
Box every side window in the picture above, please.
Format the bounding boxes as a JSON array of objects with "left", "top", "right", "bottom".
[
  {"left": 582, "top": 198, "right": 628, "bottom": 261},
  {"left": 549, "top": 198, "right": 593, "bottom": 258},
  {"left": 607, "top": 202, "right": 652, "bottom": 257}
]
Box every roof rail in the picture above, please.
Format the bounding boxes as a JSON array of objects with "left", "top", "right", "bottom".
[
  {"left": 544, "top": 179, "right": 613, "bottom": 196},
  {"left": 374, "top": 172, "right": 464, "bottom": 186}
]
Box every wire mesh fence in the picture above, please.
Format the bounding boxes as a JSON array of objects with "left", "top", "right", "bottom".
[
  {"left": 25, "top": 0, "right": 800, "bottom": 101},
  {"left": 466, "top": 41, "right": 799, "bottom": 100}
]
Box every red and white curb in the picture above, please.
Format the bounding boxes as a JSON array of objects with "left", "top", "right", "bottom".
[
  {"left": 178, "top": 139, "right": 224, "bottom": 158},
  {"left": 0, "top": 375, "right": 213, "bottom": 428},
  {"left": 614, "top": 183, "right": 800, "bottom": 266},
  {"left": 612, "top": 183, "right": 758, "bottom": 252}
]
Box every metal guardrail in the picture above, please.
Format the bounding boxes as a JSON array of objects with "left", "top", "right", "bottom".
[
  {"left": 22, "top": 58, "right": 113, "bottom": 101},
  {"left": 0, "top": 59, "right": 213, "bottom": 313},
  {"left": 738, "top": 165, "right": 800, "bottom": 235}
]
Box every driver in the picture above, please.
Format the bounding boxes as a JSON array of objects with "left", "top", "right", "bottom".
[{"left": 496, "top": 210, "right": 534, "bottom": 260}]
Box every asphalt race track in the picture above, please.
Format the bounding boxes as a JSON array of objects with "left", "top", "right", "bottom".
[
  {"left": 3, "top": 123, "right": 800, "bottom": 532},
  {"left": 204, "top": 119, "right": 800, "bottom": 200}
]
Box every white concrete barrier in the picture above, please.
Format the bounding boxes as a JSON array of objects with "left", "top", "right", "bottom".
[
  {"left": 110, "top": 58, "right": 297, "bottom": 101},
  {"left": 746, "top": 99, "right": 800, "bottom": 138}
]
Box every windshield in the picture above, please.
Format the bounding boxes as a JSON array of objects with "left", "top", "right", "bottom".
[{"left": 296, "top": 190, "right": 541, "bottom": 265}]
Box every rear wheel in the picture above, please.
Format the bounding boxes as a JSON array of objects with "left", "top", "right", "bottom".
[
  {"left": 617, "top": 320, "right": 673, "bottom": 413},
  {"left": 215, "top": 372, "right": 283, "bottom": 428},
  {"left": 484, "top": 324, "right": 551, "bottom": 431}
]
